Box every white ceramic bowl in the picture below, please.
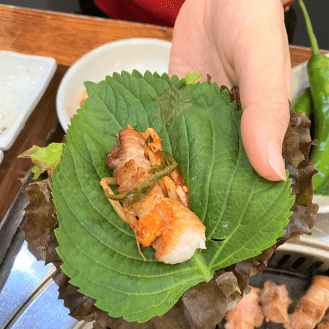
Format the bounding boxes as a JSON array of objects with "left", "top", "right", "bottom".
[{"left": 56, "top": 38, "right": 172, "bottom": 133}]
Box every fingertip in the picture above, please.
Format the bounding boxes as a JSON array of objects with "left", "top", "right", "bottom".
[
  {"left": 267, "top": 141, "right": 287, "bottom": 181},
  {"left": 241, "top": 105, "right": 289, "bottom": 182},
  {"left": 245, "top": 143, "right": 286, "bottom": 182}
]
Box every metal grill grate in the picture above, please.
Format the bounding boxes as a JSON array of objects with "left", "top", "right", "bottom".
[{"left": 268, "top": 237, "right": 329, "bottom": 277}]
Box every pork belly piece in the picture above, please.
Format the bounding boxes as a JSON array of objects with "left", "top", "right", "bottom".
[
  {"left": 225, "top": 286, "right": 264, "bottom": 329},
  {"left": 260, "top": 280, "right": 292, "bottom": 324},
  {"left": 285, "top": 275, "right": 329, "bottom": 329},
  {"left": 149, "top": 199, "right": 206, "bottom": 264}
]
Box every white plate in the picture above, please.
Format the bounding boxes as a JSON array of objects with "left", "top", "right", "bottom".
[
  {"left": 291, "top": 52, "right": 329, "bottom": 212},
  {"left": 0, "top": 51, "right": 57, "bottom": 151},
  {"left": 56, "top": 38, "right": 172, "bottom": 133},
  {"left": 0, "top": 149, "right": 3, "bottom": 166}
]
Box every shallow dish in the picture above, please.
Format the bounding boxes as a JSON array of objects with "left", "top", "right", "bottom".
[
  {"left": 56, "top": 38, "right": 172, "bottom": 133},
  {"left": 0, "top": 51, "right": 57, "bottom": 151}
]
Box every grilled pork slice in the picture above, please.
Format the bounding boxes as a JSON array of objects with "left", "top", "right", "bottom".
[
  {"left": 260, "top": 281, "right": 291, "bottom": 324},
  {"left": 225, "top": 286, "right": 264, "bottom": 329},
  {"left": 285, "top": 275, "right": 329, "bottom": 329},
  {"left": 150, "top": 199, "right": 206, "bottom": 264},
  {"left": 106, "top": 128, "right": 206, "bottom": 264}
]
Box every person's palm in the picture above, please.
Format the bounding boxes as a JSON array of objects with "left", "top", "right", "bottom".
[{"left": 169, "top": 0, "right": 291, "bottom": 181}]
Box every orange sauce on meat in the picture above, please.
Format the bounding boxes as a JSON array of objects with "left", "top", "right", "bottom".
[{"left": 137, "top": 200, "right": 173, "bottom": 247}]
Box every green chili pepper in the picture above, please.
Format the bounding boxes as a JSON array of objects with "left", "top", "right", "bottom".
[
  {"left": 291, "top": 87, "right": 312, "bottom": 118},
  {"left": 105, "top": 151, "right": 178, "bottom": 208},
  {"left": 299, "top": 0, "right": 329, "bottom": 191},
  {"left": 148, "top": 158, "right": 166, "bottom": 174}
]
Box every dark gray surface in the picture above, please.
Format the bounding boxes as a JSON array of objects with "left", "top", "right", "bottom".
[
  {"left": 292, "top": 0, "right": 329, "bottom": 51},
  {"left": 0, "top": 0, "right": 82, "bottom": 15},
  {"left": 1, "top": 0, "right": 328, "bottom": 50}
]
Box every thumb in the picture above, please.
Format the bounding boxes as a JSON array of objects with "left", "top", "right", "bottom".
[{"left": 234, "top": 2, "right": 291, "bottom": 181}]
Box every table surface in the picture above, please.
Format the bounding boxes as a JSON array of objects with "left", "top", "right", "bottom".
[{"left": 0, "top": 4, "right": 323, "bottom": 222}]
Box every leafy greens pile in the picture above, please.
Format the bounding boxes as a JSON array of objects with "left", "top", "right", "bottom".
[{"left": 21, "top": 70, "right": 318, "bottom": 328}]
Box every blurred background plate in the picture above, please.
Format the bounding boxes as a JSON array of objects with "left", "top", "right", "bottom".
[
  {"left": 56, "top": 38, "right": 172, "bottom": 133},
  {"left": 0, "top": 51, "right": 57, "bottom": 151}
]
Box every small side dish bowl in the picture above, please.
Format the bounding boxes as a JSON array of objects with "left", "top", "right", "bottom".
[{"left": 56, "top": 38, "right": 172, "bottom": 133}]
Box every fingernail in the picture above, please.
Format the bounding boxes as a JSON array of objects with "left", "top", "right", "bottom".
[{"left": 267, "top": 141, "right": 287, "bottom": 181}]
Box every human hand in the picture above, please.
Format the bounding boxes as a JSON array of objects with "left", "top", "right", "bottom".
[{"left": 168, "top": 0, "right": 291, "bottom": 181}]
